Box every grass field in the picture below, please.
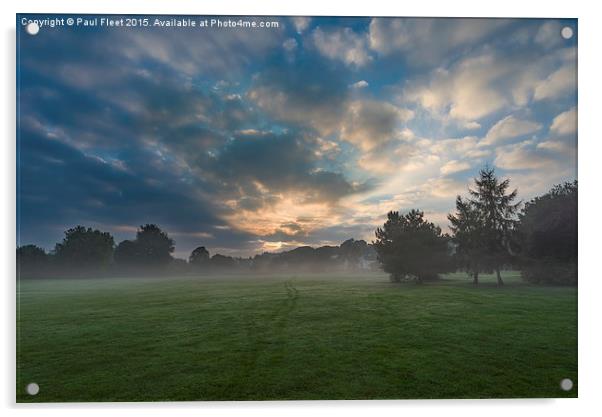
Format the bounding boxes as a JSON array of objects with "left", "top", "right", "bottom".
[{"left": 16, "top": 271, "right": 577, "bottom": 401}]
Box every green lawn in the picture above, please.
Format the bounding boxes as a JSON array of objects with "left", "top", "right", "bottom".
[{"left": 16, "top": 271, "right": 577, "bottom": 401}]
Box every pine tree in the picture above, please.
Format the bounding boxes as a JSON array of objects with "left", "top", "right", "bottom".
[
  {"left": 467, "top": 167, "right": 521, "bottom": 286},
  {"left": 448, "top": 197, "right": 485, "bottom": 285}
]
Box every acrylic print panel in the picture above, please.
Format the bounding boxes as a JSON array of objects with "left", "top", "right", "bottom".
[{"left": 16, "top": 14, "right": 577, "bottom": 402}]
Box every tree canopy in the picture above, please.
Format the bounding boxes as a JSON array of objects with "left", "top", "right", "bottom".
[
  {"left": 54, "top": 226, "right": 115, "bottom": 269},
  {"left": 189, "top": 246, "right": 210, "bottom": 266},
  {"left": 373, "top": 209, "right": 450, "bottom": 283},
  {"left": 114, "top": 224, "right": 174, "bottom": 267},
  {"left": 518, "top": 181, "right": 577, "bottom": 285}
]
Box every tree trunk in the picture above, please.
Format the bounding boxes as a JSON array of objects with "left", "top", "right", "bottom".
[
  {"left": 473, "top": 271, "right": 479, "bottom": 286},
  {"left": 495, "top": 268, "right": 504, "bottom": 286}
]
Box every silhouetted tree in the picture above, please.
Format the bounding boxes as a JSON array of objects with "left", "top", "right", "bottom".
[
  {"left": 133, "top": 224, "right": 175, "bottom": 266},
  {"left": 314, "top": 245, "right": 340, "bottom": 269},
  {"left": 279, "top": 246, "right": 315, "bottom": 269},
  {"left": 448, "top": 197, "right": 487, "bottom": 285},
  {"left": 467, "top": 167, "right": 521, "bottom": 286},
  {"left": 17, "top": 244, "right": 48, "bottom": 277},
  {"left": 54, "top": 226, "right": 114, "bottom": 270},
  {"left": 518, "top": 181, "right": 577, "bottom": 285},
  {"left": 114, "top": 240, "right": 139, "bottom": 266},
  {"left": 189, "top": 246, "right": 210, "bottom": 267},
  {"left": 373, "top": 209, "right": 450, "bottom": 283},
  {"left": 113, "top": 225, "right": 174, "bottom": 268},
  {"left": 340, "top": 238, "right": 367, "bottom": 269},
  {"left": 210, "top": 254, "right": 236, "bottom": 268}
]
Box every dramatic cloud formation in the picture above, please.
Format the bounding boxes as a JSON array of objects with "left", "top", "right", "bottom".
[{"left": 17, "top": 15, "right": 577, "bottom": 257}]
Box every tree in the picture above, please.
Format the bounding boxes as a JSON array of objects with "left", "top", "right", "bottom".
[
  {"left": 467, "top": 167, "right": 521, "bottom": 286},
  {"left": 114, "top": 240, "right": 139, "bottom": 266},
  {"left": 210, "top": 254, "right": 236, "bottom": 269},
  {"left": 54, "top": 226, "right": 115, "bottom": 269},
  {"left": 340, "top": 239, "right": 368, "bottom": 269},
  {"left": 135, "top": 224, "right": 174, "bottom": 265},
  {"left": 373, "top": 209, "right": 450, "bottom": 283},
  {"left": 113, "top": 225, "right": 174, "bottom": 268},
  {"left": 17, "top": 244, "right": 48, "bottom": 277},
  {"left": 189, "top": 246, "right": 210, "bottom": 267},
  {"left": 448, "top": 197, "right": 487, "bottom": 285},
  {"left": 517, "top": 181, "right": 577, "bottom": 285}
]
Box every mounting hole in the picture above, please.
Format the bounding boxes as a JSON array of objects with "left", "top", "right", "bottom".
[
  {"left": 26, "top": 382, "right": 40, "bottom": 396},
  {"left": 560, "top": 378, "right": 573, "bottom": 391},
  {"left": 25, "top": 22, "right": 40, "bottom": 36},
  {"left": 561, "top": 26, "right": 574, "bottom": 40}
]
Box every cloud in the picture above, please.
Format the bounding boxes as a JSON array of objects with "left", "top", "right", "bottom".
[
  {"left": 339, "top": 100, "right": 414, "bottom": 151},
  {"left": 533, "top": 62, "right": 577, "bottom": 101},
  {"left": 428, "top": 136, "right": 479, "bottom": 155},
  {"left": 283, "top": 38, "right": 298, "bottom": 52},
  {"left": 403, "top": 53, "right": 511, "bottom": 121},
  {"left": 495, "top": 141, "right": 552, "bottom": 170},
  {"left": 247, "top": 64, "right": 416, "bottom": 174},
  {"left": 119, "top": 25, "right": 284, "bottom": 78},
  {"left": 247, "top": 59, "right": 350, "bottom": 135},
  {"left": 420, "top": 177, "right": 469, "bottom": 199},
  {"left": 208, "top": 138, "right": 375, "bottom": 242},
  {"left": 313, "top": 137, "right": 341, "bottom": 159},
  {"left": 356, "top": 141, "right": 416, "bottom": 175},
  {"left": 481, "top": 115, "right": 542, "bottom": 146},
  {"left": 215, "top": 132, "right": 355, "bottom": 195},
  {"left": 494, "top": 138, "right": 575, "bottom": 171},
  {"left": 19, "top": 24, "right": 363, "bottom": 256},
  {"left": 536, "top": 140, "right": 572, "bottom": 153},
  {"left": 440, "top": 160, "right": 471, "bottom": 175},
  {"left": 535, "top": 21, "right": 563, "bottom": 49},
  {"left": 463, "top": 121, "right": 481, "bottom": 130},
  {"left": 291, "top": 16, "right": 311, "bottom": 33},
  {"left": 18, "top": 122, "right": 228, "bottom": 251},
  {"left": 311, "top": 26, "right": 372, "bottom": 67},
  {"left": 402, "top": 45, "right": 576, "bottom": 122},
  {"left": 350, "top": 80, "right": 369, "bottom": 89},
  {"left": 550, "top": 107, "right": 577, "bottom": 136},
  {"left": 369, "top": 18, "right": 510, "bottom": 65}
]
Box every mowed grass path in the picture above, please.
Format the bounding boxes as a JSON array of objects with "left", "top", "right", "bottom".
[{"left": 17, "top": 272, "right": 577, "bottom": 401}]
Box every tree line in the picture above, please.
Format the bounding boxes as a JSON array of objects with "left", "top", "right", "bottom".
[
  {"left": 17, "top": 222, "right": 378, "bottom": 277},
  {"left": 17, "top": 167, "right": 576, "bottom": 285},
  {"left": 373, "top": 167, "right": 577, "bottom": 286}
]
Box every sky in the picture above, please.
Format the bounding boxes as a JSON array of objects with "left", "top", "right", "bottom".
[{"left": 17, "top": 16, "right": 578, "bottom": 258}]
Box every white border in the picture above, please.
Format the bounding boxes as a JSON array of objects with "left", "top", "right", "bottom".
[{"left": 3, "top": 1, "right": 601, "bottom": 416}]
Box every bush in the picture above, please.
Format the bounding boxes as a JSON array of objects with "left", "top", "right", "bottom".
[{"left": 521, "top": 259, "right": 577, "bottom": 286}]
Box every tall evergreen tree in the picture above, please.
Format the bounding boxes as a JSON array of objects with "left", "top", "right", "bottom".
[
  {"left": 448, "top": 197, "right": 486, "bottom": 285},
  {"left": 467, "top": 167, "right": 521, "bottom": 286}
]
